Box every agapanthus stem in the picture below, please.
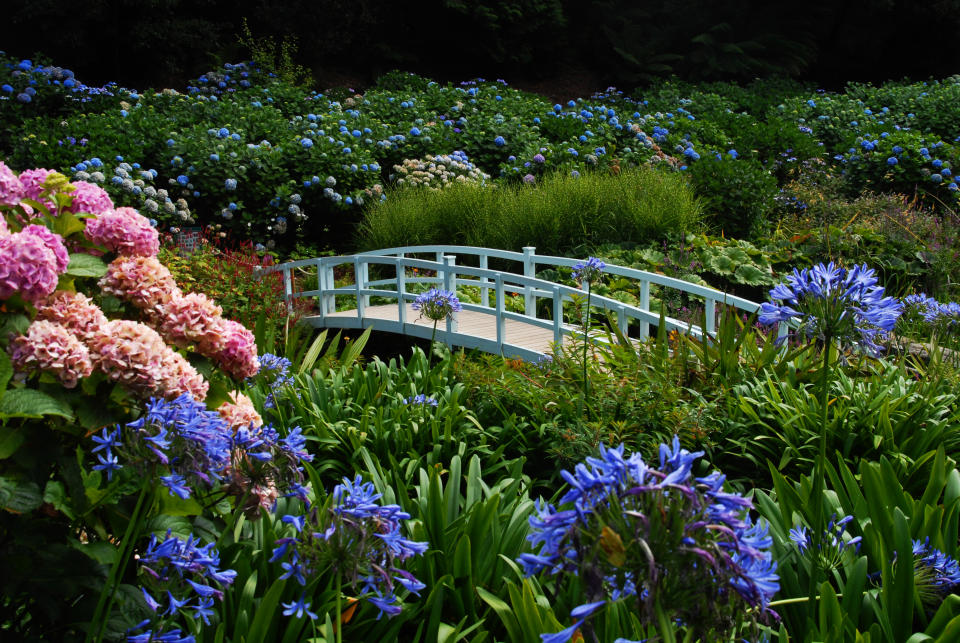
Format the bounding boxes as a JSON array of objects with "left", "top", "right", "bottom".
[
  {"left": 335, "top": 572, "right": 343, "bottom": 643},
  {"left": 654, "top": 595, "right": 677, "bottom": 643},
  {"left": 582, "top": 283, "right": 591, "bottom": 407},
  {"left": 807, "top": 337, "right": 834, "bottom": 618},
  {"left": 88, "top": 482, "right": 151, "bottom": 643},
  {"left": 426, "top": 319, "right": 439, "bottom": 374}
]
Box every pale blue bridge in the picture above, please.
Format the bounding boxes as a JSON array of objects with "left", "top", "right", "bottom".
[{"left": 267, "top": 245, "right": 764, "bottom": 362}]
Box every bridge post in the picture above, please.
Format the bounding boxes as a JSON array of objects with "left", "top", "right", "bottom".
[
  {"left": 396, "top": 258, "right": 407, "bottom": 325},
  {"left": 282, "top": 266, "right": 293, "bottom": 314},
  {"left": 639, "top": 280, "right": 651, "bottom": 339},
  {"left": 495, "top": 273, "right": 506, "bottom": 351},
  {"left": 704, "top": 298, "right": 716, "bottom": 345},
  {"left": 552, "top": 285, "right": 563, "bottom": 347},
  {"left": 522, "top": 246, "right": 536, "bottom": 318},
  {"left": 354, "top": 256, "right": 366, "bottom": 319},
  {"left": 443, "top": 255, "right": 458, "bottom": 336},
  {"left": 479, "top": 254, "right": 490, "bottom": 307}
]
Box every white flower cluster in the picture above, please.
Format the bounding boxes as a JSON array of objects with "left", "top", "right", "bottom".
[{"left": 390, "top": 152, "right": 490, "bottom": 190}]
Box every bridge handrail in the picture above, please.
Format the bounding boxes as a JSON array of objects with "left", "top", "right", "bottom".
[
  {"left": 356, "top": 244, "right": 761, "bottom": 314},
  {"left": 264, "top": 246, "right": 773, "bottom": 352}
]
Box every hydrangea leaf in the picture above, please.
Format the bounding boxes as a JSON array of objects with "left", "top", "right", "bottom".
[
  {"left": 66, "top": 253, "right": 108, "bottom": 278},
  {"left": 0, "top": 426, "right": 25, "bottom": 459},
  {"left": 51, "top": 212, "right": 86, "bottom": 238},
  {"left": 0, "top": 387, "right": 75, "bottom": 420},
  {"left": 0, "top": 476, "right": 43, "bottom": 513}
]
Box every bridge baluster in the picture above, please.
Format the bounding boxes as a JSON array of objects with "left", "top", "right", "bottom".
[
  {"left": 495, "top": 273, "right": 506, "bottom": 350},
  {"left": 282, "top": 267, "right": 293, "bottom": 314},
  {"left": 396, "top": 258, "right": 407, "bottom": 325},
  {"left": 443, "top": 255, "right": 458, "bottom": 335},
  {"left": 639, "top": 280, "right": 651, "bottom": 339},
  {"left": 552, "top": 285, "right": 563, "bottom": 347},
  {"left": 354, "top": 256, "right": 365, "bottom": 319},
  {"left": 480, "top": 254, "right": 490, "bottom": 307},
  {"left": 705, "top": 298, "right": 716, "bottom": 343},
  {"left": 523, "top": 246, "right": 536, "bottom": 318}
]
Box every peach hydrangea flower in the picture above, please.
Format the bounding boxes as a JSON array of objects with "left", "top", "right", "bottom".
[
  {"left": 35, "top": 290, "right": 108, "bottom": 341},
  {"left": 8, "top": 320, "right": 93, "bottom": 388},
  {"left": 84, "top": 206, "right": 159, "bottom": 256},
  {"left": 88, "top": 319, "right": 207, "bottom": 401},
  {"left": 155, "top": 292, "right": 226, "bottom": 353},
  {"left": 99, "top": 255, "right": 180, "bottom": 311},
  {"left": 217, "top": 391, "right": 263, "bottom": 432}
]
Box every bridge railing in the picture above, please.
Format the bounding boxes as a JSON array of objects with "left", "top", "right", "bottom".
[
  {"left": 265, "top": 245, "right": 771, "bottom": 356},
  {"left": 357, "top": 245, "right": 764, "bottom": 339}
]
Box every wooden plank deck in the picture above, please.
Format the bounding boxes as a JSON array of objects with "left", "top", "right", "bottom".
[{"left": 306, "top": 304, "right": 568, "bottom": 358}]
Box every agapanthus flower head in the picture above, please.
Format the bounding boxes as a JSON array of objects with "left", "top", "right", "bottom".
[
  {"left": 273, "top": 475, "right": 428, "bottom": 623},
  {"left": 759, "top": 262, "right": 902, "bottom": 354},
  {"left": 522, "top": 438, "right": 778, "bottom": 642},
  {"left": 572, "top": 257, "right": 605, "bottom": 286},
  {"left": 404, "top": 393, "right": 438, "bottom": 407},
  {"left": 912, "top": 538, "right": 960, "bottom": 610},
  {"left": 250, "top": 352, "right": 294, "bottom": 409},
  {"left": 412, "top": 288, "right": 462, "bottom": 322},
  {"left": 99, "top": 255, "right": 180, "bottom": 311},
  {"left": 225, "top": 421, "right": 311, "bottom": 518},
  {"left": 65, "top": 180, "right": 114, "bottom": 216},
  {"left": 8, "top": 320, "right": 93, "bottom": 388},
  {"left": 84, "top": 206, "right": 160, "bottom": 256},
  {"left": 35, "top": 290, "right": 107, "bottom": 340},
  {"left": 133, "top": 530, "right": 235, "bottom": 638},
  {"left": 0, "top": 161, "right": 25, "bottom": 207},
  {"left": 790, "top": 513, "right": 862, "bottom": 572},
  {"left": 0, "top": 227, "right": 67, "bottom": 304}
]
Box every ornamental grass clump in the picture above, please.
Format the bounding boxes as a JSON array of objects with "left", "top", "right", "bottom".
[
  {"left": 520, "top": 439, "right": 779, "bottom": 642},
  {"left": 271, "top": 475, "right": 428, "bottom": 635}
]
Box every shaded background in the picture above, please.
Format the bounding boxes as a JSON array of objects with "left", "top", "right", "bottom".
[{"left": 2, "top": 0, "right": 959, "bottom": 93}]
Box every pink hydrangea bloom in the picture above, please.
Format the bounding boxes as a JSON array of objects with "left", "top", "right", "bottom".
[
  {"left": 160, "top": 349, "right": 209, "bottom": 402},
  {"left": 84, "top": 206, "right": 159, "bottom": 256},
  {"left": 99, "top": 255, "right": 180, "bottom": 312},
  {"left": 35, "top": 290, "right": 108, "bottom": 340},
  {"left": 0, "top": 161, "right": 25, "bottom": 207},
  {"left": 17, "top": 168, "right": 58, "bottom": 213},
  {"left": 21, "top": 224, "right": 69, "bottom": 272},
  {"left": 88, "top": 319, "right": 207, "bottom": 401},
  {"left": 218, "top": 391, "right": 263, "bottom": 432},
  {"left": 212, "top": 319, "right": 260, "bottom": 380},
  {"left": 154, "top": 292, "right": 225, "bottom": 353},
  {"left": 0, "top": 230, "right": 64, "bottom": 304},
  {"left": 9, "top": 320, "right": 93, "bottom": 388},
  {"left": 65, "top": 181, "right": 114, "bottom": 217}
]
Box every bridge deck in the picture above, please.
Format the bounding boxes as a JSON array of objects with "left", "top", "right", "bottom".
[{"left": 306, "top": 304, "right": 568, "bottom": 357}]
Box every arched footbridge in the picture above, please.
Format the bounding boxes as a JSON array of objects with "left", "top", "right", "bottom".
[{"left": 265, "top": 245, "right": 768, "bottom": 362}]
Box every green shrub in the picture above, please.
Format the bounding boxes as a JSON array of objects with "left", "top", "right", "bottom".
[
  {"left": 358, "top": 167, "right": 702, "bottom": 254},
  {"left": 689, "top": 156, "right": 777, "bottom": 238}
]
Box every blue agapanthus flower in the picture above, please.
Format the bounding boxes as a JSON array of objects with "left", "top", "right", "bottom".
[
  {"left": 523, "top": 439, "right": 778, "bottom": 642},
  {"left": 412, "top": 288, "right": 462, "bottom": 322},
  {"left": 273, "top": 475, "right": 428, "bottom": 622},
  {"left": 759, "top": 262, "right": 902, "bottom": 354},
  {"left": 572, "top": 257, "right": 605, "bottom": 286},
  {"left": 404, "top": 393, "right": 438, "bottom": 407},
  {"left": 913, "top": 538, "right": 960, "bottom": 609}
]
